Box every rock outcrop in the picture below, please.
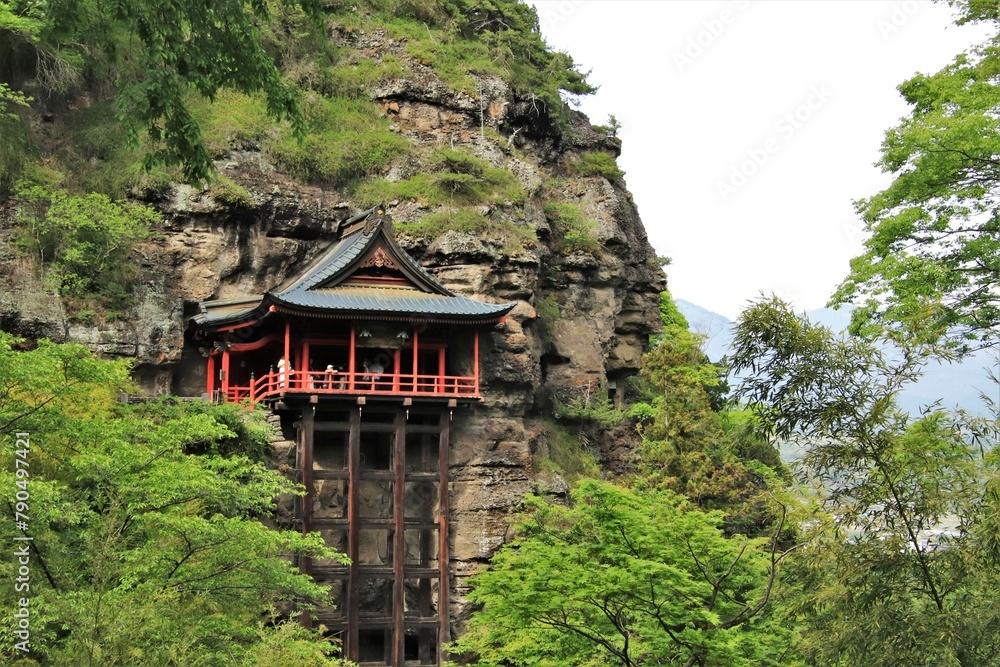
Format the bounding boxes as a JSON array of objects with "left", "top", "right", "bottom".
[{"left": 0, "top": 25, "right": 665, "bottom": 627}]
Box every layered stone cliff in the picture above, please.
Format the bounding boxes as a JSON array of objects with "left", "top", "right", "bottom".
[{"left": 0, "top": 25, "right": 665, "bottom": 624}]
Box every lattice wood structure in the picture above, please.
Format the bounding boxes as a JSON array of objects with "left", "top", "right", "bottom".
[{"left": 190, "top": 207, "right": 515, "bottom": 665}]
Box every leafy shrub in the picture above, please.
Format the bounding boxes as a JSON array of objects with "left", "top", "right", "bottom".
[
  {"left": 534, "top": 293, "right": 560, "bottom": 343},
  {"left": 555, "top": 384, "right": 627, "bottom": 429},
  {"left": 268, "top": 95, "right": 410, "bottom": 186},
  {"left": 543, "top": 201, "right": 601, "bottom": 257},
  {"left": 194, "top": 90, "right": 273, "bottom": 158},
  {"left": 354, "top": 147, "right": 525, "bottom": 207},
  {"left": 533, "top": 419, "right": 600, "bottom": 482},
  {"left": 0, "top": 107, "right": 35, "bottom": 191},
  {"left": 211, "top": 174, "right": 256, "bottom": 208},
  {"left": 572, "top": 151, "right": 625, "bottom": 181},
  {"left": 15, "top": 186, "right": 156, "bottom": 309},
  {"left": 399, "top": 207, "right": 536, "bottom": 252},
  {"left": 128, "top": 399, "right": 274, "bottom": 461}
]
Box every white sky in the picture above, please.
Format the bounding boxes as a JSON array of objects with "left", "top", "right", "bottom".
[{"left": 528, "top": 0, "right": 995, "bottom": 319}]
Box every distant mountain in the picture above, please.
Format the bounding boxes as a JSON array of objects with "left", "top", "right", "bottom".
[
  {"left": 675, "top": 299, "right": 996, "bottom": 416},
  {"left": 675, "top": 299, "right": 734, "bottom": 364}
]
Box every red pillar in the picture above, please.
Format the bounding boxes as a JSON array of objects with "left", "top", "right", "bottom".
[
  {"left": 284, "top": 319, "right": 291, "bottom": 386},
  {"left": 437, "top": 347, "right": 445, "bottom": 394},
  {"left": 207, "top": 354, "right": 216, "bottom": 397},
  {"left": 473, "top": 329, "right": 480, "bottom": 395},
  {"left": 303, "top": 341, "right": 310, "bottom": 390},
  {"left": 412, "top": 329, "right": 419, "bottom": 392},
  {"left": 348, "top": 324, "right": 356, "bottom": 391},
  {"left": 392, "top": 348, "right": 401, "bottom": 392},
  {"left": 221, "top": 349, "right": 231, "bottom": 400}
]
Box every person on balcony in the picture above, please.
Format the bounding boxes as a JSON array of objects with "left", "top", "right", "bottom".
[
  {"left": 278, "top": 358, "right": 288, "bottom": 389},
  {"left": 362, "top": 359, "right": 384, "bottom": 390}
]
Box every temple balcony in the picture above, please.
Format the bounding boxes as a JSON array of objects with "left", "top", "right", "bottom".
[{"left": 225, "top": 367, "right": 478, "bottom": 404}]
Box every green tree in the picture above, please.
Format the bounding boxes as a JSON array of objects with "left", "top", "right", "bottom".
[
  {"left": 0, "top": 0, "right": 322, "bottom": 183},
  {"left": 0, "top": 334, "right": 347, "bottom": 666},
  {"left": 730, "top": 297, "right": 1000, "bottom": 667},
  {"left": 831, "top": 3, "right": 1000, "bottom": 351},
  {"left": 629, "top": 292, "right": 780, "bottom": 529},
  {"left": 15, "top": 186, "right": 155, "bottom": 309},
  {"left": 451, "top": 479, "right": 797, "bottom": 667}
]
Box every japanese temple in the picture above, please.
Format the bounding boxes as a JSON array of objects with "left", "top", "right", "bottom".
[{"left": 189, "top": 206, "right": 515, "bottom": 665}]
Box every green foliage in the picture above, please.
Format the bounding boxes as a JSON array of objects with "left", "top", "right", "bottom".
[
  {"left": 243, "top": 619, "right": 352, "bottom": 666},
  {"left": 554, "top": 382, "right": 626, "bottom": 429},
  {"left": 369, "top": 0, "right": 595, "bottom": 123},
  {"left": 211, "top": 174, "right": 256, "bottom": 208},
  {"left": 830, "top": 20, "right": 1000, "bottom": 352},
  {"left": 354, "top": 147, "right": 525, "bottom": 207},
  {"left": 659, "top": 289, "right": 691, "bottom": 331},
  {"left": 590, "top": 114, "right": 621, "bottom": 138},
  {"left": 452, "top": 480, "right": 795, "bottom": 667},
  {"left": 0, "top": 83, "right": 29, "bottom": 118},
  {"left": 571, "top": 151, "right": 625, "bottom": 182},
  {"left": 627, "top": 290, "right": 781, "bottom": 524},
  {"left": 532, "top": 419, "right": 600, "bottom": 483},
  {"left": 730, "top": 297, "right": 1000, "bottom": 666},
  {"left": 534, "top": 293, "right": 560, "bottom": 343},
  {"left": 0, "top": 108, "right": 35, "bottom": 190},
  {"left": 194, "top": 90, "right": 273, "bottom": 159},
  {"left": 15, "top": 186, "right": 155, "bottom": 309},
  {"left": 397, "top": 207, "right": 535, "bottom": 252},
  {"left": 124, "top": 399, "right": 274, "bottom": 461},
  {"left": 269, "top": 94, "right": 410, "bottom": 187},
  {"left": 0, "top": 333, "right": 346, "bottom": 665},
  {"left": 542, "top": 201, "right": 601, "bottom": 257},
  {"left": 1, "top": 0, "right": 326, "bottom": 183}
]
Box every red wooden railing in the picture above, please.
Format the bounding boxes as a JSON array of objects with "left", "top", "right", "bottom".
[{"left": 224, "top": 369, "right": 478, "bottom": 404}]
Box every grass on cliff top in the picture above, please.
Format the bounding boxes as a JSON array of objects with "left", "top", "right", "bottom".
[
  {"left": 326, "top": 0, "right": 595, "bottom": 120},
  {"left": 396, "top": 207, "right": 536, "bottom": 254},
  {"left": 543, "top": 202, "right": 601, "bottom": 258},
  {"left": 571, "top": 151, "right": 625, "bottom": 182},
  {"left": 354, "top": 147, "right": 525, "bottom": 208},
  {"left": 268, "top": 94, "right": 411, "bottom": 187},
  {"left": 534, "top": 418, "right": 601, "bottom": 484}
]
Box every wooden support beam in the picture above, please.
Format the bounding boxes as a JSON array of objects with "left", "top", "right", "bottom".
[
  {"left": 474, "top": 328, "right": 480, "bottom": 395},
  {"left": 346, "top": 406, "right": 361, "bottom": 662},
  {"left": 438, "top": 410, "right": 451, "bottom": 661},
  {"left": 392, "top": 408, "right": 406, "bottom": 666},
  {"left": 419, "top": 432, "right": 434, "bottom": 664},
  {"left": 301, "top": 405, "right": 315, "bottom": 629}
]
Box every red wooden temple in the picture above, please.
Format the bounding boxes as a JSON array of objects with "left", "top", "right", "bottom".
[
  {"left": 193, "top": 207, "right": 513, "bottom": 406},
  {"left": 190, "top": 206, "right": 514, "bottom": 665}
]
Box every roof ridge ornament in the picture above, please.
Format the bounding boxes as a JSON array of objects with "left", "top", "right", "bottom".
[
  {"left": 362, "top": 204, "right": 394, "bottom": 238},
  {"left": 361, "top": 246, "right": 398, "bottom": 270}
]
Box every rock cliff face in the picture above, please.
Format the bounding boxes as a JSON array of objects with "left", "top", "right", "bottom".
[{"left": 0, "top": 27, "right": 664, "bottom": 626}]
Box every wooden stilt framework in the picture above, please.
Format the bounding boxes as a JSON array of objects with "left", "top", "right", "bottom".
[{"left": 299, "top": 399, "right": 450, "bottom": 666}]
